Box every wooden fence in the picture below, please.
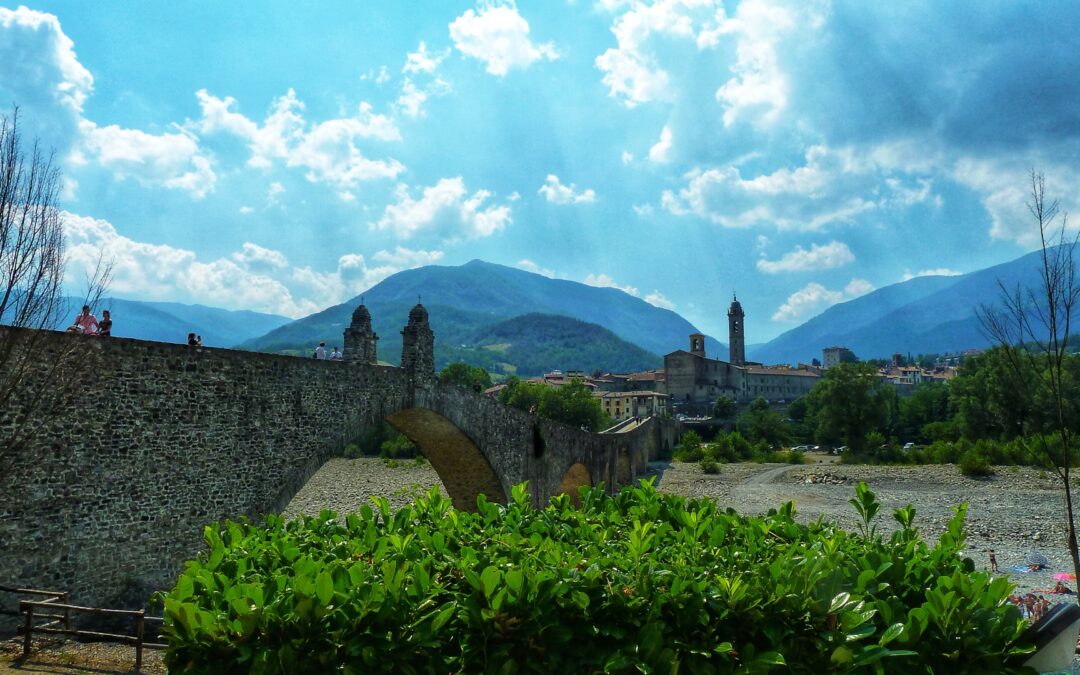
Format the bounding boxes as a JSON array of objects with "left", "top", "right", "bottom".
[{"left": 0, "top": 584, "right": 164, "bottom": 672}]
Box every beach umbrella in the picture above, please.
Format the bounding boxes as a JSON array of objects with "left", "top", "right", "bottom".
[
  {"left": 1026, "top": 551, "right": 1050, "bottom": 567},
  {"left": 1054, "top": 572, "right": 1077, "bottom": 581}
]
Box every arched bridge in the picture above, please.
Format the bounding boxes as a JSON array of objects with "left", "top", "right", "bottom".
[{"left": 0, "top": 305, "right": 678, "bottom": 617}]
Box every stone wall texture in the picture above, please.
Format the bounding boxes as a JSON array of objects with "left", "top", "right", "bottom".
[{"left": 0, "top": 326, "right": 675, "bottom": 628}]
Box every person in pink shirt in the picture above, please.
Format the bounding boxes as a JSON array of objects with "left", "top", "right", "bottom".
[{"left": 74, "top": 305, "right": 98, "bottom": 335}]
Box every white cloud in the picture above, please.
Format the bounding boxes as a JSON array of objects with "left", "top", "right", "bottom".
[
  {"left": 632, "top": 203, "right": 654, "bottom": 217},
  {"left": 517, "top": 259, "right": 557, "bottom": 278},
  {"left": 449, "top": 4, "right": 558, "bottom": 76},
  {"left": 395, "top": 80, "right": 428, "bottom": 118},
  {"left": 621, "top": 150, "right": 634, "bottom": 164},
  {"left": 756, "top": 240, "right": 854, "bottom": 273},
  {"left": 404, "top": 41, "right": 450, "bottom": 74},
  {"left": 373, "top": 177, "right": 512, "bottom": 240},
  {"left": 595, "top": 0, "right": 727, "bottom": 107},
  {"left": 538, "top": 174, "right": 596, "bottom": 204},
  {"left": 645, "top": 290, "right": 675, "bottom": 309},
  {"left": 0, "top": 6, "right": 93, "bottom": 118},
  {"left": 195, "top": 90, "right": 404, "bottom": 188},
  {"left": 648, "top": 125, "right": 673, "bottom": 163},
  {"left": 661, "top": 145, "right": 933, "bottom": 230},
  {"left": 375, "top": 67, "right": 391, "bottom": 84},
  {"left": 239, "top": 206, "right": 254, "bottom": 215},
  {"left": 583, "top": 272, "right": 638, "bottom": 296},
  {"left": 287, "top": 115, "right": 404, "bottom": 188},
  {"left": 78, "top": 120, "right": 217, "bottom": 198},
  {"left": 772, "top": 277, "right": 874, "bottom": 323},
  {"left": 713, "top": 0, "right": 804, "bottom": 127},
  {"left": 902, "top": 267, "right": 962, "bottom": 281},
  {"left": 64, "top": 211, "right": 442, "bottom": 318}
]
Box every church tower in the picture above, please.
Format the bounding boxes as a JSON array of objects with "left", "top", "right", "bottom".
[
  {"left": 343, "top": 303, "right": 378, "bottom": 364},
  {"left": 727, "top": 295, "right": 745, "bottom": 366},
  {"left": 401, "top": 303, "right": 435, "bottom": 384}
]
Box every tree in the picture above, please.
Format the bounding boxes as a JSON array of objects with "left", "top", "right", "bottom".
[
  {"left": 0, "top": 107, "right": 110, "bottom": 451},
  {"left": 978, "top": 171, "right": 1080, "bottom": 603},
  {"left": 438, "top": 362, "right": 493, "bottom": 392},
  {"left": 736, "top": 397, "right": 789, "bottom": 448},
  {"left": 498, "top": 377, "right": 612, "bottom": 431},
  {"left": 712, "top": 394, "right": 737, "bottom": 420},
  {"left": 804, "top": 362, "right": 889, "bottom": 453}
]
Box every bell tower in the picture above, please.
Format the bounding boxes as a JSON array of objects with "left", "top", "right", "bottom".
[
  {"left": 343, "top": 303, "right": 378, "bottom": 364},
  {"left": 727, "top": 294, "right": 745, "bottom": 366}
]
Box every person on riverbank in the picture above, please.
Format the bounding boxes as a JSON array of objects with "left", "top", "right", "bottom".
[{"left": 989, "top": 549, "right": 998, "bottom": 572}]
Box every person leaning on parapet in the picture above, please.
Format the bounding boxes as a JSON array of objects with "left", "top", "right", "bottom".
[
  {"left": 187, "top": 332, "right": 198, "bottom": 346},
  {"left": 98, "top": 310, "right": 112, "bottom": 337},
  {"left": 329, "top": 346, "right": 343, "bottom": 361},
  {"left": 315, "top": 341, "right": 327, "bottom": 360},
  {"left": 69, "top": 305, "right": 99, "bottom": 335}
]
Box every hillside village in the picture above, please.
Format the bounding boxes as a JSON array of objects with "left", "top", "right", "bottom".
[{"left": 484, "top": 296, "right": 965, "bottom": 423}]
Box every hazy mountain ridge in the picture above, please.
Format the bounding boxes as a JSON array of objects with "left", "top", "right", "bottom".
[
  {"left": 56, "top": 297, "right": 291, "bottom": 347},
  {"left": 241, "top": 260, "right": 724, "bottom": 368},
  {"left": 748, "top": 248, "right": 1060, "bottom": 364}
]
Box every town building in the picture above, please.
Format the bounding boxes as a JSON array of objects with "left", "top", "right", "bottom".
[
  {"left": 664, "top": 297, "right": 819, "bottom": 414},
  {"left": 595, "top": 390, "right": 669, "bottom": 421}
]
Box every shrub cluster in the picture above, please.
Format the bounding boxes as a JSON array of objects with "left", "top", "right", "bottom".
[
  {"left": 160, "top": 482, "right": 1032, "bottom": 673},
  {"left": 674, "top": 431, "right": 805, "bottom": 469}
]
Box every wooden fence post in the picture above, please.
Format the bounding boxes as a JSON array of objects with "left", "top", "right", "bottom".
[
  {"left": 21, "top": 601, "right": 33, "bottom": 659},
  {"left": 135, "top": 610, "right": 145, "bottom": 673}
]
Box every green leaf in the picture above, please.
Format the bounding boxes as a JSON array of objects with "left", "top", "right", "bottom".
[
  {"left": 879, "top": 622, "right": 905, "bottom": 646},
  {"left": 316, "top": 570, "right": 334, "bottom": 606}
]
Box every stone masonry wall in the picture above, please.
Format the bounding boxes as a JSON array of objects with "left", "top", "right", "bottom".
[{"left": 0, "top": 329, "right": 408, "bottom": 625}]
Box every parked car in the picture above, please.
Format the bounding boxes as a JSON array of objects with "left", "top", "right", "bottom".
[
  {"left": 792, "top": 445, "right": 809, "bottom": 451},
  {"left": 903, "top": 442, "right": 916, "bottom": 450}
]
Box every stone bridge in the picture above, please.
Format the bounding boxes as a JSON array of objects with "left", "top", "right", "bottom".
[{"left": 0, "top": 303, "right": 678, "bottom": 619}]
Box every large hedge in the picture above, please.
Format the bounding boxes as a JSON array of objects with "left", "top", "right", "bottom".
[{"left": 160, "top": 482, "right": 1033, "bottom": 673}]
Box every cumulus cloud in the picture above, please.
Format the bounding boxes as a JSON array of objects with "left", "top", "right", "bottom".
[
  {"left": 621, "top": 150, "right": 634, "bottom": 164},
  {"left": 772, "top": 277, "right": 874, "bottom": 323},
  {"left": 404, "top": 41, "right": 450, "bottom": 74},
  {"left": 0, "top": 5, "right": 92, "bottom": 144},
  {"left": 78, "top": 121, "right": 217, "bottom": 198},
  {"left": 373, "top": 177, "right": 512, "bottom": 240},
  {"left": 645, "top": 290, "right": 675, "bottom": 309},
  {"left": 662, "top": 145, "right": 933, "bottom": 230},
  {"left": 196, "top": 90, "right": 403, "bottom": 189},
  {"left": 517, "top": 259, "right": 557, "bottom": 278},
  {"left": 756, "top": 240, "right": 854, "bottom": 274},
  {"left": 902, "top": 267, "right": 963, "bottom": 281},
  {"left": 648, "top": 125, "right": 673, "bottom": 163},
  {"left": 64, "top": 212, "right": 442, "bottom": 317},
  {"left": 583, "top": 273, "right": 638, "bottom": 297},
  {"left": 538, "top": 174, "right": 596, "bottom": 204},
  {"left": 449, "top": 3, "right": 558, "bottom": 76}
]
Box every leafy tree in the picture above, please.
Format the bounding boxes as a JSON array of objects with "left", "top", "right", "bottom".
[
  {"left": 897, "top": 382, "right": 951, "bottom": 442},
  {"left": 438, "top": 361, "right": 493, "bottom": 391},
  {"left": 712, "top": 394, "right": 737, "bottom": 419},
  {"left": 736, "top": 397, "right": 789, "bottom": 448},
  {"left": 804, "top": 363, "right": 889, "bottom": 453},
  {"left": 498, "top": 377, "right": 611, "bottom": 431},
  {"left": 978, "top": 171, "right": 1080, "bottom": 602}
]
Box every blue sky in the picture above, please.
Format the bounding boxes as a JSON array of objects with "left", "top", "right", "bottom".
[{"left": 2, "top": 1, "right": 1077, "bottom": 343}]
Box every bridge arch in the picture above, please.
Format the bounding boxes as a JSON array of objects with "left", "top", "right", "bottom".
[
  {"left": 384, "top": 407, "right": 507, "bottom": 510},
  {"left": 557, "top": 462, "right": 592, "bottom": 506}
]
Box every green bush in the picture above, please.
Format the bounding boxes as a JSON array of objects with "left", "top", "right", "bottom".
[
  {"left": 959, "top": 449, "right": 995, "bottom": 477},
  {"left": 160, "top": 482, "right": 1032, "bottom": 674},
  {"left": 699, "top": 455, "right": 720, "bottom": 473},
  {"left": 672, "top": 430, "right": 704, "bottom": 462}
]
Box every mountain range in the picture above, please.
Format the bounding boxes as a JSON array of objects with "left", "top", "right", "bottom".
[
  {"left": 57, "top": 297, "right": 291, "bottom": 348},
  {"left": 241, "top": 259, "right": 719, "bottom": 373},
  {"left": 747, "top": 248, "right": 1057, "bottom": 364}
]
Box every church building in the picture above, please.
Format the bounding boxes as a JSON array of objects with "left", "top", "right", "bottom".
[{"left": 663, "top": 296, "right": 819, "bottom": 414}]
